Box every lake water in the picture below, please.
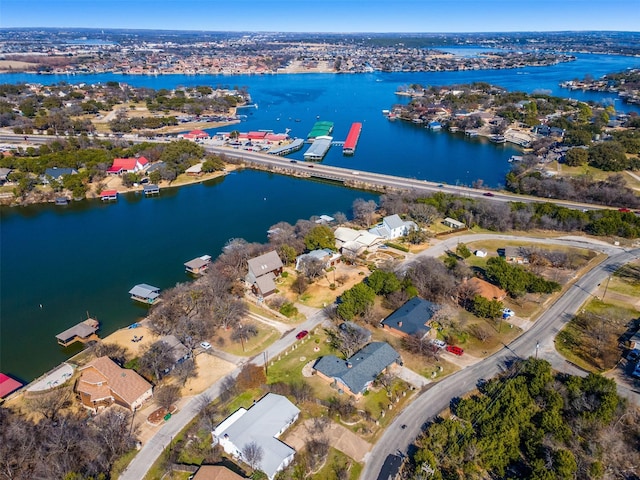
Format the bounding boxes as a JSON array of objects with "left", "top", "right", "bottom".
[{"left": 1, "top": 52, "right": 639, "bottom": 381}]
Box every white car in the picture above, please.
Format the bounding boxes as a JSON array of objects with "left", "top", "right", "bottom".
[
  {"left": 502, "top": 308, "right": 515, "bottom": 317},
  {"left": 431, "top": 339, "right": 447, "bottom": 348},
  {"left": 200, "top": 341, "right": 212, "bottom": 350}
]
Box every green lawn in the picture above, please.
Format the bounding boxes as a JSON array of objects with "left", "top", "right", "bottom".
[
  {"left": 309, "top": 448, "right": 362, "bottom": 480},
  {"left": 217, "top": 322, "right": 280, "bottom": 357}
]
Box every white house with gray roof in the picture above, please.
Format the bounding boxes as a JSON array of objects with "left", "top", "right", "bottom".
[
  {"left": 212, "top": 393, "right": 300, "bottom": 479},
  {"left": 368, "top": 214, "right": 416, "bottom": 240},
  {"left": 313, "top": 342, "right": 401, "bottom": 398}
]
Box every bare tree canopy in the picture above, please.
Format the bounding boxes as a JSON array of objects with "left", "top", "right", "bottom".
[{"left": 241, "top": 440, "right": 264, "bottom": 470}]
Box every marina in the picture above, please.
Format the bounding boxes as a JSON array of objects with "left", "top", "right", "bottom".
[
  {"left": 268, "top": 138, "right": 305, "bottom": 156},
  {"left": 303, "top": 135, "right": 333, "bottom": 161},
  {"left": 343, "top": 122, "right": 362, "bottom": 155},
  {"left": 307, "top": 120, "right": 334, "bottom": 141}
]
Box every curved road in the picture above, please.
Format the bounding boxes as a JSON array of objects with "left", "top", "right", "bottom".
[
  {"left": 118, "top": 232, "right": 639, "bottom": 480},
  {"left": 361, "top": 242, "right": 640, "bottom": 480}
]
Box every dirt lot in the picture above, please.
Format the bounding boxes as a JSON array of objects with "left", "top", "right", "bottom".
[{"left": 284, "top": 419, "right": 372, "bottom": 462}]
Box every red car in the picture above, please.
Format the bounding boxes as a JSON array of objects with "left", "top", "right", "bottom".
[
  {"left": 619, "top": 208, "right": 632, "bottom": 213},
  {"left": 296, "top": 330, "right": 309, "bottom": 340},
  {"left": 446, "top": 345, "right": 464, "bottom": 356}
]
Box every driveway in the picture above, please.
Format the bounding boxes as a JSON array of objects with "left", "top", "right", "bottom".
[{"left": 285, "top": 419, "right": 372, "bottom": 462}]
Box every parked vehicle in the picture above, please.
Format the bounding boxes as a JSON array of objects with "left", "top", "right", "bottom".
[
  {"left": 483, "top": 192, "right": 495, "bottom": 197},
  {"left": 296, "top": 330, "right": 309, "bottom": 340},
  {"left": 431, "top": 339, "right": 446, "bottom": 348},
  {"left": 200, "top": 341, "right": 212, "bottom": 350},
  {"left": 502, "top": 308, "right": 515, "bottom": 317},
  {"left": 446, "top": 345, "right": 464, "bottom": 356}
]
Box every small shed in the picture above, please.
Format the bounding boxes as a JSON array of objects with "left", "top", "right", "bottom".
[
  {"left": 443, "top": 217, "right": 465, "bottom": 229},
  {"left": 129, "top": 284, "right": 161, "bottom": 304}
]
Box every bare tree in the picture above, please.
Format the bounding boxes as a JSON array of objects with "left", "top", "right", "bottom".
[
  {"left": 155, "top": 384, "right": 181, "bottom": 411},
  {"left": 219, "top": 375, "right": 237, "bottom": 403},
  {"left": 352, "top": 198, "right": 378, "bottom": 227},
  {"left": 402, "top": 332, "right": 440, "bottom": 360},
  {"left": 241, "top": 441, "right": 264, "bottom": 470},
  {"left": 292, "top": 275, "right": 309, "bottom": 295},
  {"left": 332, "top": 211, "right": 347, "bottom": 225},
  {"left": 92, "top": 342, "right": 128, "bottom": 365},
  {"left": 92, "top": 409, "right": 137, "bottom": 466},
  {"left": 375, "top": 371, "right": 396, "bottom": 395},
  {"left": 139, "top": 340, "right": 175, "bottom": 381},
  {"left": 27, "top": 387, "right": 71, "bottom": 422},
  {"left": 211, "top": 294, "right": 246, "bottom": 330},
  {"left": 469, "top": 324, "right": 492, "bottom": 343},
  {"left": 173, "top": 358, "right": 197, "bottom": 386},
  {"left": 299, "top": 257, "right": 326, "bottom": 280},
  {"left": 325, "top": 324, "right": 369, "bottom": 359}
]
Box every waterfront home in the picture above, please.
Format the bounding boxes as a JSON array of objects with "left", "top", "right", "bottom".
[
  {"left": 313, "top": 342, "right": 401, "bottom": 398},
  {"left": 0, "top": 373, "right": 23, "bottom": 399},
  {"left": 381, "top": 297, "right": 440, "bottom": 338},
  {"left": 42, "top": 167, "right": 78, "bottom": 183},
  {"left": 334, "top": 226, "right": 383, "bottom": 256},
  {"left": 0, "top": 167, "right": 12, "bottom": 185},
  {"left": 246, "top": 251, "right": 283, "bottom": 298},
  {"left": 368, "top": 214, "right": 417, "bottom": 240},
  {"left": 185, "top": 162, "right": 204, "bottom": 176},
  {"left": 443, "top": 217, "right": 465, "bottom": 229},
  {"left": 106, "top": 156, "right": 149, "bottom": 174},
  {"left": 212, "top": 393, "right": 300, "bottom": 480},
  {"left": 294, "top": 248, "right": 341, "bottom": 272},
  {"left": 75, "top": 356, "right": 153, "bottom": 412},
  {"left": 129, "top": 283, "right": 161, "bottom": 304},
  {"left": 185, "top": 255, "right": 212, "bottom": 275}
]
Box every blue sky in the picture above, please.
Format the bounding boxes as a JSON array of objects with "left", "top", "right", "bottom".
[{"left": 2, "top": 0, "right": 638, "bottom": 32}]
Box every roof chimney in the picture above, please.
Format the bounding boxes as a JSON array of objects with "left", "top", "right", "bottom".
[
  {"left": 346, "top": 362, "right": 352, "bottom": 368},
  {"left": 398, "top": 321, "right": 403, "bottom": 327}
]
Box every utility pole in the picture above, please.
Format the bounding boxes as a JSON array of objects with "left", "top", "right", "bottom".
[
  {"left": 263, "top": 351, "right": 268, "bottom": 376},
  {"left": 535, "top": 341, "right": 539, "bottom": 360}
]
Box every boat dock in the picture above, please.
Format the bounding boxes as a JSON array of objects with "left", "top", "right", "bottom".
[
  {"left": 307, "top": 121, "right": 334, "bottom": 141},
  {"left": 129, "top": 284, "right": 161, "bottom": 305},
  {"left": 268, "top": 138, "right": 304, "bottom": 156},
  {"left": 56, "top": 317, "right": 100, "bottom": 347},
  {"left": 100, "top": 189, "right": 118, "bottom": 201},
  {"left": 303, "top": 136, "right": 333, "bottom": 161},
  {"left": 343, "top": 122, "right": 362, "bottom": 155},
  {"left": 184, "top": 254, "right": 212, "bottom": 275},
  {"left": 143, "top": 184, "right": 160, "bottom": 196}
]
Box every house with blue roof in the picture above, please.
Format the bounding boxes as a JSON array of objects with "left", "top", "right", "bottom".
[
  {"left": 381, "top": 297, "right": 439, "bottom": 338},
  {"left": 313, "top": 342, "right": 401, "bottom": 398}
]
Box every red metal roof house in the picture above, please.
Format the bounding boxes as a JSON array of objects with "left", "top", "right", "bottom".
[
  {"left": 183, "top": 130, "right": 210, "bottom": 140},
  {"left": 107, "top": 156, "right": 149, "bottom": 174}
]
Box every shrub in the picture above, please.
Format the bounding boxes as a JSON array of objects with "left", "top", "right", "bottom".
[{"left": 279, "top": 302, "right": 298, "bottom": 318}]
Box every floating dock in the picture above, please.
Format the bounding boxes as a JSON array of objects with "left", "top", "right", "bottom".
[
  {"left": 56, "top": 317, "right": 100, "bottom": 347},
  {"left": 304, "top": 136, "right": 333, "bottom": 161},
  {"left": 268, "top": 138, "right": 304, "bottom": 156},
  {"left": 307, "top": 121, "right": 334, "bottom": 141},
  {"left": 143, "top": 184, "right": 160, "bottom": 196},
  {"left": 343, "top": 122, "right": 362, "bottom": 155}
]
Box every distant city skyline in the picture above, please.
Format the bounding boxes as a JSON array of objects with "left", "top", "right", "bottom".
[{"left": 2, "top": 0, "right": 639, "bottom": 33}]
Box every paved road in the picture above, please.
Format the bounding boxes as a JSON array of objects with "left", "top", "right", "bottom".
[
  {"left": 0, "top": 132, "right": 611, "bottom": 212},
  {"left": 119, "top": 309, "right": 326, "bottom": 480},
  {"left": 361, "top": 245, "right": 640, "bottom": 480}
]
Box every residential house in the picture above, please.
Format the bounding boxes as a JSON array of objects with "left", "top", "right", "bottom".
[
  {"left": 443, "top": 217, "right": 465, "bottom": 229},
  {"left": 294, "top": 248, "right": 341, "bottom": 272},
  {"left": 369, "top": 214, "right": 417, "bottom": 240},
  {"left": 246, "top": 251, "right": 284, "bottom": 298},
  {"left": 42, "top": 167, "right": 78, "bottom": 184},
  {"left": 466, "top": 277, "right": 507, "bottom": 302},
  {"left": 381, "top": 297, "right": 439, "bottom": 338},
  {"left": 106, "top": 156, "right": 149, "bottom": 174},
  {"left": 0, "top": 167, "right": 12, "bottom": 185},
  {"left": 192, "top": 465, "right": 246, "bottom": 480},
  {"left": 334, "top": 226, "right": 383, "bottom": 256},
  {"left": 75, "top": 356, "right": 153, "bottom": 412},
  {"left": 503, "top": 246, "right": 529, "bottom": 264},
  {"left": 212, "top": 393, "right": 300, "bottom": 480},
  {"left": 313, "top": 342, "right": 401, "bottom": 398},
  {"left": 159, "top": 335, "right": 191, "bottom": 373}
]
